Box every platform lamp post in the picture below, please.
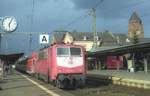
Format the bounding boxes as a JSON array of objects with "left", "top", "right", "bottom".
[
  {"left": 0, "top": 17, "right": 3, "bottom": 54},
  {"left": 89, "top": 8, "right": 98, "bottom": 48},
  {"left": 132, "top": 23, "right": 139, "bottom": 72}
]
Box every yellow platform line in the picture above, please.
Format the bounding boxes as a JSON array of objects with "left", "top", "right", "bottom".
[{"left": 111, "top": 76, "right": 150, "bottom": 89}]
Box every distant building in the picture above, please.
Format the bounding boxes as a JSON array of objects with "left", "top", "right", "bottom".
[{"left": 128, "top": 12, "right": 144, "bottom": 38}]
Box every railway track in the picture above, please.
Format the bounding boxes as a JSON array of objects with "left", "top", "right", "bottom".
[
  {"left": 17, "top": 71, "right": 150, "bottom": 96},
  {"left": 86, "top": 76, "right": 112, "bottom": 87},
  {"left": 66, "top": 76, "right": 150, "bottom": 96}
]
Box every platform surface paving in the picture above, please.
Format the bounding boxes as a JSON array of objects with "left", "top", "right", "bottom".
[
  {"left": 0, "top": 72, "right": 53, "bottom": 96},
  {"left": 0, "top": 71, "right": 74, "bottom": 96}
]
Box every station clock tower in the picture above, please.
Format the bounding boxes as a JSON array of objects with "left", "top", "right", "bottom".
[{"left": 128, "top": 12, "right": 144, "bottom": 38}]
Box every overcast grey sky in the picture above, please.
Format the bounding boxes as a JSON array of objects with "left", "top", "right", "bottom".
[{"left": 0, "top": 0, "right": 150, "bottom": 55}]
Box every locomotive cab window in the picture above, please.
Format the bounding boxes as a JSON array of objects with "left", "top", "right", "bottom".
[
  {"left": 70, "top": 48, "right": 81, "bottom": 56},
  {"left": 57, "top": 48, "right": 69, "bottom": 56},
  {"left": 38, "top": 49, "right": 48, "bottom": 60}
]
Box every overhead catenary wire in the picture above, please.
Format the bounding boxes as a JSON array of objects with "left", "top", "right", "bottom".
[{"left": 60, "top": 0, "right": 104, "bottom": 31}]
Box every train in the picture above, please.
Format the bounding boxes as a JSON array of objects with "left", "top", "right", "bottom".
[
  {"left": 15, "top": 43, "right": 86, "bottom": 89},
  {"left": 106, "top": 56, "right": 123, "bottom": 69},
  {"left": 15, "top": 57, "right": 28, "bottom": 73}
]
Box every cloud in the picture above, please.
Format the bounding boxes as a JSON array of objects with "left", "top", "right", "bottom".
[
  {"left": 0, "top": 0, "right": 81, "bottom": 54},
  {"left": 1, "top": 0, "right": 150, "bottom": 54},
  {"left": 71, "top": 0, "right": 150, "bottom": 37},
  {"left": 71, "top": 0, "right": 150, "bottom": 19}
]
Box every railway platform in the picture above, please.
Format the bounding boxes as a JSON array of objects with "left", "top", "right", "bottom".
[
  {"left": 88, "top": 70, "right": 150, "bottom": 89},
  {"left": 0, "top": 71, "right": 73, "bottom": 96}
]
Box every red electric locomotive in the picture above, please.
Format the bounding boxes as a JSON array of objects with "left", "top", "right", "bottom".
[{"left": 31, "top": 43, "right": 86, "bottom": 88}]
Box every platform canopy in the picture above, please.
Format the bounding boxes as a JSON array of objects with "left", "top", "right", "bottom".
[
  {"left": 0, "top": 53, "right": 24, "bottom": 64},
  {"left": 88, "top": 41, "right": 150, "bottom": 57}
]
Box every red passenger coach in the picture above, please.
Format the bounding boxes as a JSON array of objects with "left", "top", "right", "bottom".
[
  {"left": 106, "top": 56, "right": 123, "bottom": 69},
  {"left": 26, "top": 52, "right": 37, "bottom": 74},
  {"left": 34, "top": 43, "right": 86, "bottom": 88}
]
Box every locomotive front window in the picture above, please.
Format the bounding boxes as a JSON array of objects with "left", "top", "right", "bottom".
[
  {"left": 70, "top": 48, "right": 81, "bottom": 56},
  {"left": 57, "top": 48, "right": 69, "bottom": 56}
]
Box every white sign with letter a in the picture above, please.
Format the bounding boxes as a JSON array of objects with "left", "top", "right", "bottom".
[{"left": 39, "top": 34, "right": 49, "bottom": 44}]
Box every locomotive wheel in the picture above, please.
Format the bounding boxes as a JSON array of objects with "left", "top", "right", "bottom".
[
  {"left": 35, "top": 73, "right": 38, "bottom": 79},
  {"left": 52, "top": 80, "right": 56, "bottom": 86},
  {"left": 56, "top": 80, "right": 63, "bottom": 88},
  {"left": 72, "top": 79, "right": 77, "bottom": 89},
  {"left": 35, "top": 73, "right": 40, "bottom": 80},
  {"left": 79, "top": 79, "right": 85, "bottom": 88},
  {"left": 63, "top": 78, "right": 70, "bottom": 89},
  {"left": 31, "top": 73, "right": 34, "bottom": 77},
  {"left": 38, "top": 73, "right": 40, "bottom": 80},
  {"left": 45, "top": 76, "right": 49, "bottom": 83}
]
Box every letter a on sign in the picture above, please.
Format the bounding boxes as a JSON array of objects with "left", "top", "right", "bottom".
[{"left": 39, "top": 34, "right": 49, "bottom": 44}]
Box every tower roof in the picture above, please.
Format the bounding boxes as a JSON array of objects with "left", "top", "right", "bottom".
[{"left": 129, "top": 12, "right": 141, "bottom": 23}]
